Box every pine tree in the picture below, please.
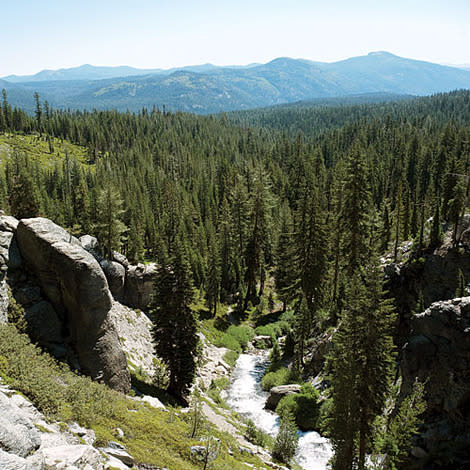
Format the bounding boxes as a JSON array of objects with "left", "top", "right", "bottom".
[
  {"left": 95, "top": 184, "right": 127, "bottom": 259},
  {"left": 341, "top": 144, "right": 371, "bottom": 274},
  {"left": 206, "top": 228, "right": 221, "bottom": 315},
  {"left": 8, "top": 173, "right": 40, "bottom": 219},
  {"left": 150, "top": 244, "right": 199, "bottom": 399},
  {"left": 327, "top": 250, "right": 396, "bottom": 470},
  {"left": 272, "top": 411, "right": 299, "bottom": 465},
  {"left": 274, "top": 204, "right": 297, "bottom": 311}
]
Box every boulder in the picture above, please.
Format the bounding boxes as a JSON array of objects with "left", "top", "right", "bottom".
[
  {"left": 0, "top": 214, "right": 19, "bottom": 232},
  {"left": 123, "top": 263, "right": 158, "bottom": 310},
  {"left": 265, "top": 384, "right": 302, "bottom": 411},
  {"left": 0, "top": 392, "right": 41, "bottom": 458},
  {"left": 16, "top": 218, "right": 130, "bottom": 393},
  {"left": 401, "top": 297, "right": 470, "bottom": 462},
  {"left": 14, "top": 286, "right": 41, "bottom": 307},
  {"left": 112, "top": 251, "right": 129, "bottom": 269},
  {"left": 99, "top": 442, "right": 134, "bottom": 467},
  {"left": 42, "top": 445, "right": 104, "bottom": 470},
  {"left": 79, "top": 235, "right": 102, "bottom": 261},
  {"left": 0, "top": 449, "right": 37, "bottom": 470},
  {"left": 253, "top": 335, "right": 273, "bottom": 348},
  {"left": 100, "top": 260, "right": 126, "bottom": 300},
  {"left": 25, "top": 301, "right": 64, "bottom": 355}
]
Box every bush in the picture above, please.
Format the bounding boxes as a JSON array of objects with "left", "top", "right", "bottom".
[
  {"left": 276, "top": 383, "right": 320, "bottom": 431},
  {"left": 217, "top": 325, "right": 254, "bottom": 352},
  {"left": 227, "top": 325, "right": 254, "bottom": 349},
  {"left": 261, "top": 367, "right": 302, "bottom": 391},
  {"left": 223, "top": 350, "right": 239, "bottom": 367},
  {"left": 244, "top": 419, "right": 272, "bottom": 447},
  {"left": 271, "top": 412, "right": 298, "bottom": 465},
  {"left": 219, "top": 333, "right": 241, "bottom": 352}
]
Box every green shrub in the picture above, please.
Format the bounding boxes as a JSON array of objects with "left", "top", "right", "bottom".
[
  {"left": 271, "top": 412, "right": 298, "bottom": 465},
  {"left": 261, "top": 367, "right": 302, "bottom": 391},
  {"left": 218, "top": 333, "right": 242, "bottom": 352},
  {"left": 275, "top": 383, "right": 320, "bottom": 431},
  {"left": 223, "top": 350, "right": 239, "bottom": 367},
  {"left": 244, "top": 419, "right": 272, "bottom": 447},
  {"left": 227, "top": 325, "right": 254, "bottom": 349}
]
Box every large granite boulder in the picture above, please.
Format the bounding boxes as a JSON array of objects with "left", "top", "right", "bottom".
[
  {"left": 16, "top": 218, "right": 130, "bottom": 393},
  {"left": 123, "top": 263, "right": 158, "bottom": 310},
  {"left": 100, "top": 260, "right": 126, "bottom": 301},
  {"left": 265, "top": 384, "right": 302, "bottom": 411},
  {"left": 401, "top": 297, "right": 470, "bottom": 464}
]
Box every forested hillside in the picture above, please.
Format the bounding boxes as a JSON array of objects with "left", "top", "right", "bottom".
[
  {"left": 2, "top": 52, "right": 470, "bottom": 113},
  {"left": 2, "top": 89, "right": 470, "bottom": 468}
]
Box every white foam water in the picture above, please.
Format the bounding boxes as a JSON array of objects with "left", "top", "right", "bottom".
[{"left": 226, "top": 352, "right": 333, "bottom": 469}]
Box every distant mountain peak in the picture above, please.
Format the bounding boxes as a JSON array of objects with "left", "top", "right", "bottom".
[{"left": 368, "top": 51, "right": 396, "bottom": 57}]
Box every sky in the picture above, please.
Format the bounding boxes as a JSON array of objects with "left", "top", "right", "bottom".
[{"left": 2, "top": 0, "right": 470, "bottom": 76}]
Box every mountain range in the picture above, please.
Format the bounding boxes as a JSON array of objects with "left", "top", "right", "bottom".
[{"left": 2, "top": 52, "right": 470, "bottom": 114}]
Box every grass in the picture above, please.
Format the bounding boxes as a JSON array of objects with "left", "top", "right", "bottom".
[
  {"left": 0, "top": 133, "right": 92, "bottom": 169},
  {"left": 0, "top": 324, "right": 271, "bottom": 469}
]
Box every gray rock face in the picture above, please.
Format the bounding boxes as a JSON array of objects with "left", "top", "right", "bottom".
[
  {"left": 123, "top": 263, "right": 158, "bottom": 310},
  {"left": 0, "top": 392, "right": 41, "bottom": 458},
  {"left": 401, "top": 297, "right": 470, "bottom": 462},
  {"left": 16, "top": 218, "right": 130, "bottom": 393},
  {"left": 265, "top": 384, "right": 302, "bottom": 411},
  {"left": 25, "top": 301, "right": 64, "bottom": 354},
  {"left": 100, "top": 260, "right": 126, "bottom": 300}
]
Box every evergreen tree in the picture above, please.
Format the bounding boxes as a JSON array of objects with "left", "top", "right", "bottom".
[
  {"left": 341, "top": 144, "right": 371, "bottom": 274},
  {"left": 150, "top": 244, "right": 199, "bottom": 399},
  {"left": 274, "top": 204, "right": 297, "bottom": 311},
  {"left": 272, "top": 412, "right": 299, "bottom": 465},
  {"left": 8, "top": 173, "right": 40, "bottom": 219},
  {"left": 327, "top": 251, "right": 396, "bottom": 470},
  {"left": 95, "top": 184, "right": 127, "bottom": 259}
]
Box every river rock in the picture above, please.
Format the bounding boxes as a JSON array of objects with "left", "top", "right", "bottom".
[
  {"left": 253, "top": 335, "right": 272, "bottom": 348},
  {"left": 265, "top": 384, "right": 302, "bottom": 410},
  {"left": 401, "top": 296, "right": 470, "bottom": 463},
  {"left": 0, "top": 392, "right": 41, "bottom": 458},
  {"left": 123, "top": 263, "right": 158, "bottom": 310},
  {"left": 16, "top": 218, "right": 130, "bottom": 393}
]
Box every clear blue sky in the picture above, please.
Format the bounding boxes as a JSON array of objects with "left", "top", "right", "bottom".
[{"left": 2, "top": 0, "right": 470, "bottom": 76}]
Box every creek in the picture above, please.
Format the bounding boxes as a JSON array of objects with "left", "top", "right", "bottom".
[{"left": 226, "top": 352, "right": 332, "bottom": 470}]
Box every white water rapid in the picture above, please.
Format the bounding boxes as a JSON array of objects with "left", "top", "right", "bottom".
[{"left": 226, "top": 352, "right": 332, "bottom": 470}]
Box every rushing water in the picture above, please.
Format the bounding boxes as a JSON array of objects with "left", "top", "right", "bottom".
[{"left": 226, "top": 352, "right": 332, "bottom": 470}]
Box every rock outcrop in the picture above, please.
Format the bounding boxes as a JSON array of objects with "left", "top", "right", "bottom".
[
  {"left": 123, "top": 263, "right": 158, "bottom": 310},
  {"left": 401, "top": 297, "right": 470, "bottom": 465},
  {"left": 80, "top": 235, "right": 158, "bottom": 311},
  {"left": 265, "top": 384, "right": 301, "bottom": 411},
  {"left": 16, "top": 218, "right": 130, "bottom": 393},
  {"left": 0, "top": 213, "right": 22, "bottom": 324}
]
